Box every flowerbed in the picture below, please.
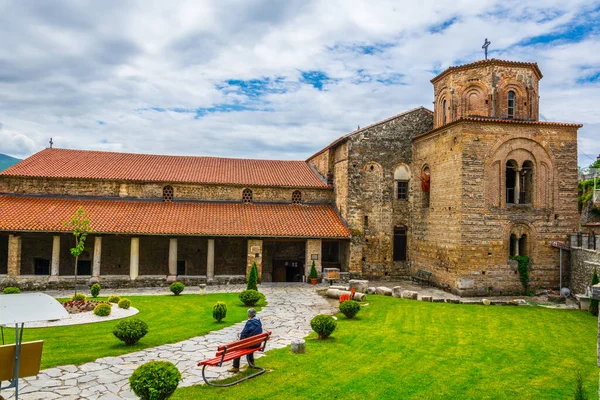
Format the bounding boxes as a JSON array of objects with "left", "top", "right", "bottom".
[{"left": 62, "top": 299, "right": 110, "bottom": 314}]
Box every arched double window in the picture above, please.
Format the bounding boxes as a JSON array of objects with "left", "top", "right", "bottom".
[
  {"left": 242, "top": 188, "right": 253, "bottom": 203},
  {"left": 442, "top": 99, "right": 447, "bottom": 124},
  {"left": 507, "top": 91, "right": 516, "bottom": 119},
  {"left": 163, "top": 185, "right": 174, "bottom": 202},
  {"left": 505, "top": 160, "right": 533, "bottom": 205},
  {"left": 510, "top": 232, "right": 529, "bottom": 257}
]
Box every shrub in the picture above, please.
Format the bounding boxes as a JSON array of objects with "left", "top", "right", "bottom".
[
  {"left": 118, "top": 298, "right": 131, "bottom": 309},
  {"left": 339, "top": 293, "right": 351, "bottom": 303},
  {"left": 113, "top": 318, "right": 149, "bottom": 345},
  {"left": 94, "top": 303, "right": 112, "bottom": 317},
  {"left": 239, "top": 289, "right": 262, "bottom": 306},
  {"left": 590, "top": 267, "right": 599, "bottom": 316},
  {"left": 2, "top": 287, "right": 20, "bottom": 294},
  {"left": 71, "top": 293, "right": 86, "bottom": 301},
  {"left": 90, "top": 283, "right": 101, "bottom": 298},
  {"left": 510, "top": 255, "right": 530, "bottom": 294},
  {"left": 108, "top": 295, "right": 121, "bottom": 304},
  {"left": 170, "top": 282, "right": 184, "bottom": 296},
  {"left": 247, "top": 262, "right": 259, "bottom": 291},
  {"left": 129, "top": 360, "right": 181, "bottom": 400},
  {"left": 573, "top": 370, "right": 590, "bottom": 400},
  {"left": 309, "top": 260, "right": 318, "bottom": 279},
  {"left": 339, "top": 300, "right": 360, "bottom": 319},
  {"left": 310, "top": 314, "right": 337, "bottom": 339},
  {"left": 213, "top": 301, "right": 227, "bottom": 322}
]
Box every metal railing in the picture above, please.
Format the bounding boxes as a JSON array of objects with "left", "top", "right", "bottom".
[{"left": 570, "top": 232, "right": 598, "bottom": 251}]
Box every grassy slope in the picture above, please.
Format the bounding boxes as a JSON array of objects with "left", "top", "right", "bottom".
[
  {"left": 3, "top": 293, "right": 263, "bottom": 369},
  {"left": 175, "top": 296, "right": 598, "bottom": 400}
]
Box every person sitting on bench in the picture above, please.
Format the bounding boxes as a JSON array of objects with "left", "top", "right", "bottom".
[{"left": 228, "top": 308, "right": 263, "bottom": 373}]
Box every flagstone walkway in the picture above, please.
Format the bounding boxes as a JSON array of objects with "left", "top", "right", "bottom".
[{"left": 4, "top": 285, "right": 336, "bottom": 400}]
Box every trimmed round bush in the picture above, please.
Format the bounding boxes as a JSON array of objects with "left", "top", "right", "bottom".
[
  {"left": 310, "top": 314, "right": 337, "bottom": 339},
  {"left": 213, "top": 301, "right": 227, "bottom": 322},
  {"left": 113, "top": 318, "right": 149, "bottom": 345},
  {"left": 72, "top": 293, "right": 86, "bottom": 301},
  {"left": 90, "top": 283, "right": 101, "bottom": 298},
  {"left": 2, "top": 287, "right": 20, "bottom": 294},
  {"left": 130, "top": 360, "right": 181, "bottom": 400},
  {"left": 108, "top": 295, "right": 121, "bottom": 304},
  {"left": 118, "top": 298, "right": 131, "bottom": 309},
  {"left": 239, "top": 289, "right": 262, "bottom": 306},
  {"left": 94, "top": 303, "right": 112, "bottom": 317},
  {"left": 170, "top": 282, "right": 185, "bottom": 296},
  {"left": 339, "top": 300, "right": 360, "bottom": 319}
]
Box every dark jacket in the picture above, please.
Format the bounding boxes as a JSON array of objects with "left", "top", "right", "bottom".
[{"left": 240, "top": 317, "right": 262, "bottom": 340}]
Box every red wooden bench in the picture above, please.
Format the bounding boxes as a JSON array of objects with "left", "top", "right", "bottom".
[{"left": 197, "top": 331, "right": 271, "bottom": 387}]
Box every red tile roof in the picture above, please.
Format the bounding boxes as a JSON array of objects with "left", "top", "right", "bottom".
[
  {"left": 1, "top": 148, "right": 328, "bottom": 188},
  {"left": 431, "top": 59, "right": 543, "bottom": 83},
  {"left": 0, "top": 196, "right": 350, "bottom": 238},
  {"left": 413, "top": 117, "right": 582, "bottom": 140}
]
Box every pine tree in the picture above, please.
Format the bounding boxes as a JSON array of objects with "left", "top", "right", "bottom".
[
  {"left": 589, "top": 267, "right": 599, "bottom": 316},
  {"left": 247, "top": 262, "right": 259, "bottom": 291}
]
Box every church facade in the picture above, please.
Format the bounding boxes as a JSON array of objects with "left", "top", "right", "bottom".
[{"left": 0, "top": 59, "right": 581, "bottom": 295}]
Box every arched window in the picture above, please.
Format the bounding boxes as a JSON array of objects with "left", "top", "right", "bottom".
[
  {"left": 520, "top": 160, "right": 534, "bottom": 204},
  {"left": 163, "top": 185, "right": 174, "bottom": 202},
  {"left": 393, "top": 226, "right": 407, "bottom": 261},
  {"left": 505, "top": 160, "right": 517, "bottom": 204},
  {"left": 292, "top": 190, "right": 302, "bottom": 204},
  {"left": 242, "top": 188, "right": 253, "bottom": 203},
  {"left": 442, "top": 99, "right": 447, "bottom": 124},
  {"left": 421, "top": 166, "right": 430, "bottom": 208},
  {"left": 509, "top": 234, "right": 518, "bottom": 257},
  {"left": 394, "top": 164, "right": 411, "bottom": 201},
  {"left": 507, "top": 91, "right": 515, "bottom": 119}
]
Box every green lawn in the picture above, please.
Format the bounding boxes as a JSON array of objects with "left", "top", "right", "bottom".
[
  {"left": 174, "top": 296, "right": 599, "bottom": 400},
  {"left": 3, "top": 293, "right": 263, "bottom": 369}
]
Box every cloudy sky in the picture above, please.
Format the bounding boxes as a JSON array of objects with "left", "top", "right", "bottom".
[{"left": 0, "top": 0, "right": 598, "bottom": 167}]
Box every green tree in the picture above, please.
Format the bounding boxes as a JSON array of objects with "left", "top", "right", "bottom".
[
  {"left": 65, "top": 207, "right": 93, "bottom": 296},
  {"left": 247, "top": 262, "right": 259, "bottom": 291},
  {"left": 590, "top": 159, "right": 600, "bottom": 170},
  {"left": 589, "top": 267, "right": 599, "bottom": 316}
]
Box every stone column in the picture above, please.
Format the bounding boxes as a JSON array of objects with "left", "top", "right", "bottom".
[
  {"left": 247, "top": 239, "right": 263, "bottom": 278},
  {"left": 91, "top": 236, "right": 102, "bottom": 282},
  {"left": 49, "top": 235, "right": 61, "bottom": 282},
  {"left": 7, "top": 234, "right": 22, "bottom": 276},
  {"left": 167, "top": 238, "right": 177, "bottom": 282},
  {"left": 514, "top": 168, "right": 521, "bottom": 204},
  {"left": 305, "top": 239, "right": 322, "bottom": 277},
  {"left": 207, "top": 239, "right": 215, "bottom": 280},
  {"left": 130, "top": 237, "right": 139, "bottom": 280}
]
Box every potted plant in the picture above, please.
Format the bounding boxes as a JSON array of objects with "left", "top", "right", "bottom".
[{"left": 309, "top": 260, "right": 319, "bottom": 285}]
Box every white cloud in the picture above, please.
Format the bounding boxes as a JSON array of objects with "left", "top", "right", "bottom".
[{"left": 0, "top": 0, "right": 598, "bottom": 167}]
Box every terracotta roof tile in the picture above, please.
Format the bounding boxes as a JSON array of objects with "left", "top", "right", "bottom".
[
  {"left": 431, "top": 59, "right": 543, "bottom": 83},
  {"left": 414, "top": 117, "right": 582, "bottom": 140},
  {"left": 1, "top": 148, "right": 328, "bottom": 188},
  {"left": 0, "top": 196, "right": 350, "bottom": 238}
]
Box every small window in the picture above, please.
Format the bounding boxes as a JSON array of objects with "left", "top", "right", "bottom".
[
  {"left": 292, "top": 190, "right": 302, "bottom": 204},
  {"left": 443, "top": 99, "right": 447, "bottom": 124},
  {"left": 163, "top": 185, "right": 174, "bottom": 202},
  {"left": 396, "top": 181, "right": 408, "bottom": 200},
  {"left": 242, "top": 188, "right": 253, "bottom": 203},
  {"left": 364, "top": 215, "right": 369, "bottom": 229},
  {"left": 507, "top": 91, "right": 515, "bottom": 119}
]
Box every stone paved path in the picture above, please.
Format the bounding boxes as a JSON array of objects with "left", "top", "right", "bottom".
[{"left": 3, "top": 285, "right": 336, "bottom": 400}]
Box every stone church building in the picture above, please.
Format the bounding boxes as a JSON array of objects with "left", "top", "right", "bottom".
[{"left": 0, "top": 59, "right": 581, "bottom": 295}]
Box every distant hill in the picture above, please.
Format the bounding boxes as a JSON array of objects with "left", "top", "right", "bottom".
[{"left": 0, "top": 154, "right": 21, "bottom": 172}]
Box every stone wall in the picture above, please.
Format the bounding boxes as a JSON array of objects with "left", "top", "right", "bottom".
[
  {"left": 216, "top": 237, "right": 246, "bottom": 276},
  {"left": 0, "top": 177, "right": 333, "bottom": 204},
  {"left": 571, "top": 247, "right": 600, "bottom": 294},
  {"left": 432, "top": 62, "right": 540, "bottom": 128},
  {"left": 412, "top": 120, "right": 579, "bottom": 295},
  {"left": 344, "top": 108, "right": 433, "bottom": 278},
  {"left": 178, "top": 236, "right": 208, "bottom": 276}
]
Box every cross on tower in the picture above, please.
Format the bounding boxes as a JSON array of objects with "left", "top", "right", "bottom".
[
  {"left": 49, "top": 138, "right": 53, "bottom": 149},
  {"left": 482, "top": 38, "right": 491, "bottom": 60}
]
